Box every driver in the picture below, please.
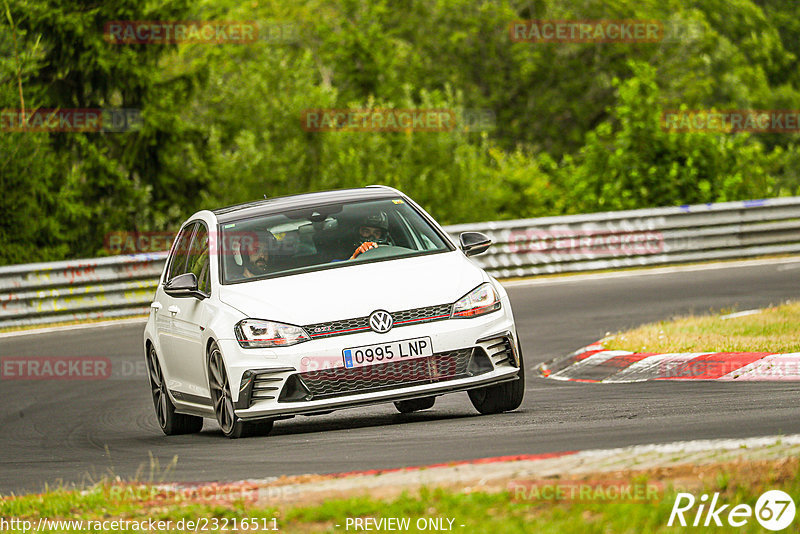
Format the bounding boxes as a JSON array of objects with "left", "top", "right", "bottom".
[
  {"left": 350, "top": 212, "right": 390, "bottom": 259},
  {"left": 240, "top": 230, "right": 277, "bottom": 277}
]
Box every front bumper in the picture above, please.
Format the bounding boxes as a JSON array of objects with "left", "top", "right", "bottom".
[
  {"left": 218, "top": 300, "right": 520, "bottom": 420},
  {"left": 239, "top": 366, "right": 519, "bottom": 420}
]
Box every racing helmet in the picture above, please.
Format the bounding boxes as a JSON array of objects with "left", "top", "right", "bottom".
[{"left": 353, "top": 212, "right": 390, "bottom": 246}]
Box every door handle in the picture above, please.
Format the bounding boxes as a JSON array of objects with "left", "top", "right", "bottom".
[
  {"left": 168, "top": 305, "right": 180, "bottom": 316},
  {"left": 150, "top": 302, "right": 162, "bottom": 311}
]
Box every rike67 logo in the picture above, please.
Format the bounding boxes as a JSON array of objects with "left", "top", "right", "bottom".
[{"left": 668, "top": 490, "right": 796, "bottom": 530}]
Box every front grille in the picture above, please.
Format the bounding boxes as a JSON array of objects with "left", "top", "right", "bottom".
[
  {"left": 393, "top": 304, "right": 452, "bottom": 325},
  {"left": 303, "top": 303, "right": 452, "bottom": 339},
  {"left": 284, "top": 348, "right": 483, "bottom": 401}
]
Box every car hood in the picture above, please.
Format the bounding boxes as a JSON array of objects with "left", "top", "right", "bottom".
[{"left": 218, "top": 251, "right": 487, "bottom": 325}]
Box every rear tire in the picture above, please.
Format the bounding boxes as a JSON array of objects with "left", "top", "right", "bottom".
[
  {"left": 208, "top": 342, "right": 274, "bottom": 439},
  {"left": 146, "top": 345, "right": 203, "bottom": 435},
  {"left": 468, "top": 336, "right": 525, "bottom": 415},
  {"left": 394, "top": 396, "right": 436, "bottom": 414}
]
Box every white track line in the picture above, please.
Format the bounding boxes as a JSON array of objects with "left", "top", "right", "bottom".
[
  {"left": 502, "top": 256, "right": 800, "bottom": 287},
  {"left": 0, "top": 317, "right": 147, "bottom": 339}
]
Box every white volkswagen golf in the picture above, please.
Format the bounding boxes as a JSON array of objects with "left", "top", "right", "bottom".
[{"left": 143, "top": 186, "right": 524, "bottom": 438}]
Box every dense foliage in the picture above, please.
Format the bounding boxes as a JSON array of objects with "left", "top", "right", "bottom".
[{"left": 1, "top": 0, "right": 799, "bottom": 264}]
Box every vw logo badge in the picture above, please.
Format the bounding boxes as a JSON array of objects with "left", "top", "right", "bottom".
[{"left": 368, "top": 310, "right": 394, "bottom": 333}]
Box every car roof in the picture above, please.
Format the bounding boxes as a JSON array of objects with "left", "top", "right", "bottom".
[{"left": 212, "top": 186, "right": 401, "bottom": 223}]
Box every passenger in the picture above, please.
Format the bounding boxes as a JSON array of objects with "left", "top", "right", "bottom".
[{"left": 240, "top": 231, "right": 277, "bottom": 277}]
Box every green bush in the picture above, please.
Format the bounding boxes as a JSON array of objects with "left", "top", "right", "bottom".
[{"left": 2, "top": 0, "right": 800, "bottom": 264}]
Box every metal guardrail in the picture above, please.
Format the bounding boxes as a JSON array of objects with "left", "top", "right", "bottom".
[
  {"left": 0, "top": 253, "right": 167, "bottom": 328},
  {"left": 1, "top": 197, "right": 798, "bottom": 328},
  {"left": 446, "top": 196, "right": 800, "bottom": 278}
]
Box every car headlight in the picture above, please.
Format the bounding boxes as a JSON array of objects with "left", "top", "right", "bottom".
[
  {"left": 234, "top": 319, "right": 310, "bottom": 348},
  {"left": 451, "top": 283, "right": 501, "bottom": 318}
]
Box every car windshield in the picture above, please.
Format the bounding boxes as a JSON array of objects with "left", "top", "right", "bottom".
[{"left": 219, "top": 197, "right": 451, "bottom": 283}]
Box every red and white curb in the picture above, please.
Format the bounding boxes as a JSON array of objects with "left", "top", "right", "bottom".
[
  {"left": 57, "top": 435, "right": 800, "bottom": 509},
  {"left": 109, "top": 434, "right": 800, "bottom": 507},
  {"left": 246, "top": 434, "right": 800, "bottom": 505},
  {"left": 538, "top": 342, "right": 800, "bottom": 382}
]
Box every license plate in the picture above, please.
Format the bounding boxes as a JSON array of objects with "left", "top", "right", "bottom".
[{"left": 342, "top": 337, "right": 433, "bottom": 370}]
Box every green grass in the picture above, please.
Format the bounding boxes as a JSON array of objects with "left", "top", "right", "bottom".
[
  {"left": 604, "top": 301, "right": 800, "bottom": 353},
  {"left": 2, "top": 460, "right": 799, "bottom": 532}
]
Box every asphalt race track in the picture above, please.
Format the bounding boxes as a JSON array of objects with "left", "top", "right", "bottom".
[{"left": 1, "top": 259, "right": 799, "bottom": 494}]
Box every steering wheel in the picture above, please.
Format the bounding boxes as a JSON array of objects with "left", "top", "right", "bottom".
[{"left": 351, "top": 244, "right": 409, "bottom": 260}]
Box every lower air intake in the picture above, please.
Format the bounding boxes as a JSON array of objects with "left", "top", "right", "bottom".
[{"left": 281, "top": 348, "right": 489, "bottom": 401}]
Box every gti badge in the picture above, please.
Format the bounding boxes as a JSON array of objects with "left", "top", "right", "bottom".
[{"left": 368, "top": 310, "right": 394, "bottom": 333}]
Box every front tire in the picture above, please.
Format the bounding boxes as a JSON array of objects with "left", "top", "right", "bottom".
[
  {"left": 394, "top": 396, "right": 436, "bottom": 413},
  {"left": 468, "top": 337, "right": 525, "bottom": 415},
  {"left": 208, "top": 342, "right": 273, "bottom": 439},
  {"left": 146, "top": 345, "right": 203, "bottom": 435}
]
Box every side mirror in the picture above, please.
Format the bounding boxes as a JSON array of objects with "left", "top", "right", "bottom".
[
  {"left": 459, "top": 232, "right": 492, "bottom": 257},
  {"left": 164, "top": 272, "right": 207, "bottom": 300}
]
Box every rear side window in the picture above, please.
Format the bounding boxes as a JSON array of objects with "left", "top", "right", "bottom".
[{"left": 166, "top": 222, "right": 197, "bottom": 282}]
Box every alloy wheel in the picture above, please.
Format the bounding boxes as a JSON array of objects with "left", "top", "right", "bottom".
[
  {"left": 147, "top": 346, "right": 168, "bottom": 428},
  {"left": 208, "top": 348, "right": 235, "bottom": 435}
]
